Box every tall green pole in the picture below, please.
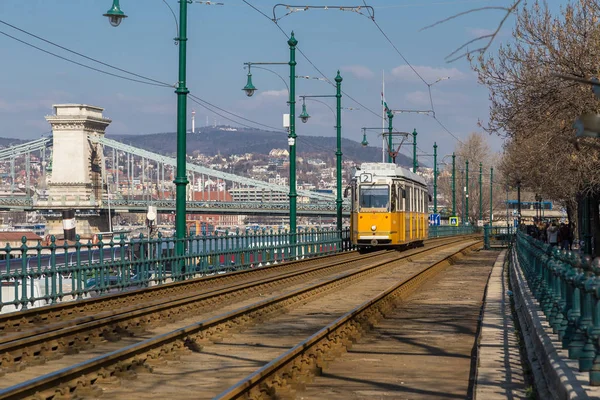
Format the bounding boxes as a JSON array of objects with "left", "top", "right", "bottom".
[
  {"left": 479, "top": 162, "right": 483, "bottom": 223},
  {"left": 490, "top": 167, "right": 493, "bottom": 228},
  {"left": 387, "top": 111, "right": 393, "bottom": 163},
  {"left": 583, "top": 194, "right": 592, "bottom": 255},
  {"left": 335, "top": 71, "right": 343, "bottom": 233},
  {"left": 465, "top": 160, "right": 469, "bottom": 225},
  {"left": 433, "top": 142, "right": 437, "bottom": 213},
  {"left": 412, "top": 129, "right": 418, "bottom": 173},
  {"left": 288, "top": 32, "right": 298, "bottom": 255},
  {"left": 174, "top": 0, "right": 190, "bottom": 277},
  {"left": 452, "top": 153, "right": 456, "bottom": 217}
]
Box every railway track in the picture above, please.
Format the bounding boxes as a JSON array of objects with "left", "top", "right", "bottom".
[
  {"left": 0, "top": 236, "right": 470, "bottom": 336},
  {"left": 0, "top": 236, "right": 481, "bottom": 400}
]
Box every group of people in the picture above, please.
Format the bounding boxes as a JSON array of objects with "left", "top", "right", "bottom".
[{"left": 526, "top": 221, "right": 574, "bottom": 249}]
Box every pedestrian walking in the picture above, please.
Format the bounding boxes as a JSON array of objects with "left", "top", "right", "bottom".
[{"left": 547, "top": 222, "right": 559, "bottom": 247}]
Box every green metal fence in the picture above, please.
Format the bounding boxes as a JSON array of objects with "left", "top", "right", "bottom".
[
  {"left": 428, "top": 225, "right": 478, "bottom": 238},
  {"left": 515, "top": 231, "right": 600, "bottom": 385},
  {"left": 484, "top": 225, "right": 517, "bottom": 249},
  {"left": 0, "top": 224, "right": 479, "bottom": 314},
  {"left": 0, "top": 227, "right": 350, "bottom": 313}
]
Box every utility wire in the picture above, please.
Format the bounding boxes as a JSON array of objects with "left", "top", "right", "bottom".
[
  {"left": 0, "top": 19, "right": 173, "bottom": 88},
  {"left": 0, "top": 29, "right": 171, "bottom": 88},
  {"left": 189, "top": 94, "right": 285, "bottom": 132},
  {"left": 241, "top": 0, "right": 382, "bottom": 121},
  {"left": 361, "top": 0, "right": 465, "bottom": 145},
  {"left": 189, "top": 96, "right": 273, "bottom": 131}
]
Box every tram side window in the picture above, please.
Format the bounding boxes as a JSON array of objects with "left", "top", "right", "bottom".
[
  {"left": 359, "top": 186, "right": 390, "bottom": 209},
  {"left": 399, "top": 187, "right": 405, "bottom": 211},
  {"left": 391, "top": 185, "right": 397, "bottom": 211}
]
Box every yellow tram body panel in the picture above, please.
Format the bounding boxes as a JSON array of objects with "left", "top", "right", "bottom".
[{"left": 349, "top": 163, "right": 429, "bottom": 247}]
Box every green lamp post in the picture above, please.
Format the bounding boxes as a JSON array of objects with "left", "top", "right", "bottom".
[
  {"left": 104, "top": 0, "right": 188, "bottom": 278},
  {"left": 298, "top": 71, "right": 344, "bottom": 233},
  {"left": 479, "top": 162, "right": 483, "bottom": 224},
  {"left": 412, "top": 129, "right": 418, "bottom": 173},
  {"left": 452, "top": 153, "right": 456, "bottom": 217},
  {"left": 433, "top": 142, "right": 437, "bottom": 214},
  {"left": 490, "top": 167, "right": 493, "bottom": 228},
  {"left": 465, "top": 160, "right": 469, "bottom": 225},
  {"left": 387, "top": 111, "right": 394, "bottom": 163},
  {"left": 243, "top": 33, "right": 298, "bottom": 255}
]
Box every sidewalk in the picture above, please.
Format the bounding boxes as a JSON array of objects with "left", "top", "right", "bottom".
[{"left": 475, "top": 250, "right": 528, "bottom": 399}]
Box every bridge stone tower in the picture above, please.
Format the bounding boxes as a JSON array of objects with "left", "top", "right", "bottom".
[{"left": 44, "top": 104, "right": 112, "bottom": 236}]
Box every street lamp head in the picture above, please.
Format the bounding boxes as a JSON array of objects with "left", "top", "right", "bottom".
[
  {"left": 361, "top": 132, "right": 369, "bottom": 147},
  {"left": 103, "top": 0, "right": 127, "bottom": 27},
  {"left": 242, "top": 71, "right": 257, "bottom": 97},
  {"left": 335, "top": 70, "right": 343, "bottom": 83},
  {"left": 299, "top": 101, "right": 310, "bottom": 123},
  {"left": 288, "top": 31, "right": 298, "bottom": 47}
]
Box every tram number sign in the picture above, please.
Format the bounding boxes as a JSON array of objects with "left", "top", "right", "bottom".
[{"left": 359, "top": 173, "right": 373, "bottom": 183}]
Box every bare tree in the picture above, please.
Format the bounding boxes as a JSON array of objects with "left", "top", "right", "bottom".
[
  {"left": 421, "top": 0, "right": 522, "bottom": 62},
  {"left": 436, "top": 132, "right": 503, "bottom": 224},
  {"left": 474, "top": 0, "right": 600, "bottom": 249}
]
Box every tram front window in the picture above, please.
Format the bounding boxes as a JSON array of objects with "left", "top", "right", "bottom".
[{"left": 360, "top": 186, "right": 390, "bottom": 210}]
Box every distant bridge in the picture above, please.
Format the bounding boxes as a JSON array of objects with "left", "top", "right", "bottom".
[{"left": 0, "top": 104, "right": 347, "bottom": 217}]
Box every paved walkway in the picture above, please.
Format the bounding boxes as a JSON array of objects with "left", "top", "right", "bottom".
[
  {"left": 300, "top": 249, "right": 499, "bottom": 399},
  {"left": 475, "top": 250, "right": 527, "bottom": 399}
]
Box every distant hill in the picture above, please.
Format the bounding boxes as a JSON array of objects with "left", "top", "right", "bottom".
[
  {"left": 0, "top": 138, "right": 27, "bottom": 148},
  {"left": 110, "top": 126, "right": 416, "bottom": 167}
]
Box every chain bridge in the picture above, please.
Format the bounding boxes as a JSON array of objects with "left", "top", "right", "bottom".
[{"left": 0, "top": 105, "right": 348, "bottom": 230}]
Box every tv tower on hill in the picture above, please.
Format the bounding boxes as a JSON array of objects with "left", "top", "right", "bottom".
[{"left": 191, "top": 109, "right": 196, "bottom": 133}]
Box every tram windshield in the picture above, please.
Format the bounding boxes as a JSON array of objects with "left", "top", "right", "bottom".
[{"left": 359, "top": 186, "right": 390, "bottom": 210}]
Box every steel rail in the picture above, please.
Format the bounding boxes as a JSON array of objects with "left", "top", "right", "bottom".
[
  {"left": 216, "top": 240, "right": 483, "bottom": 400},
  {"left": 0, "top": 237, "right": 477, "bottom": 400},
  {"left": 0, "top": 251, "right": 398, "bottom": 372}
]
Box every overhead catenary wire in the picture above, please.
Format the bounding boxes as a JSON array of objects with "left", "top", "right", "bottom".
[
  {"left": 0, "top": 19, "right": 294, "bottom": 135},
  {"left": 361, "top": 0, "right": 465, "bottom": 145},
  {"left": 0, "top": 28, "right": 172, "bottom": 88},
  {"left": 241, "top": 0, "right": 382, "bottom": 121},
  {"left": 189, "top": 94, "right": 286, "bottom": 132},
  {"left": 0, "top": 19, "right": 173, "bottom": 88}
]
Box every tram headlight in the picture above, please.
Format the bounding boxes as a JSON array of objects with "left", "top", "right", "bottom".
[{"left": 371, "top": 225, "right": 377, "bottom": 231}]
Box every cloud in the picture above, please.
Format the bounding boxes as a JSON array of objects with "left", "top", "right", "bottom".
[
  {"left": 258, "top": 89, "right": 288, "bottom": 98},
  {"left": 340, "top": 65, "right": 374, "bottom": 80},
  {"left": 0, "top": 99, "right": 53, "bottom": 113},
  {"left": 466, "top": 27, "right": 495, "bottom": 37},
  {"left": 390, "top": 65, "right": 468, "bottom": 83}
]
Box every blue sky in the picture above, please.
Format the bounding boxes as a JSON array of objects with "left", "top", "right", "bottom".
[{"left": 0, "top": 0, "right": 533, "bottom": 160}]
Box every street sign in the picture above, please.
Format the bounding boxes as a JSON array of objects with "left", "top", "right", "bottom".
[
  {"left": 429, "top": 213, "right": 441, "bottom": 226},
  {"left": 449, "top": 216, "right": 459, "bottom": 226}
]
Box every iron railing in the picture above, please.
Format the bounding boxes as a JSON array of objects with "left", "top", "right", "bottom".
[
  {"left": 484, "top": 225, "right": 517, "bottom": 249},
  {"left": 0, "top": 225, "right": 478, "bottom": 314},
  {"left": 515, "top": 231, "right": 600, "bottom": 385},
  {"left": 429, "top": 225, "right": 479, "bottom": 238},
  {"left": 0, "top": 228, "right": 351, "bottom": 313}
]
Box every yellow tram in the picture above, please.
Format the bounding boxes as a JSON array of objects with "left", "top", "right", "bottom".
[{"left": 349, "top": 163, "right": 429, "bottom": 248}]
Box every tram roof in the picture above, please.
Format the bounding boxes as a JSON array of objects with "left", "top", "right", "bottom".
[{"left": 355, "top": 163, "right": 427, "bottom": 186}]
